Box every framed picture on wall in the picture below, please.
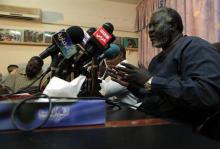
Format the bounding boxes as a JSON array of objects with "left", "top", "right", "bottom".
[
  {"left": 113, "top": 36, "right": 123, "bottom": 45},
  {"left": 44, "top": 31, "right": 55, "bottom": 43},
  {"left": 0, "top": 28, "right": 56, "bottom": 45},
  {"left": 0, "top": 29, "right": 23, "bottom": 42},
  {"left": 23, "top": 30, "right": 44, "bottom": 43},
  {"left": 122, "top": 37, "right": 138, "bottom": 48}
]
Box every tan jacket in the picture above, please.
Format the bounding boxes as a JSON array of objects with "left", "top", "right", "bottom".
[{"left": 3, "top": 68, "right": 43, "bottom": 92}]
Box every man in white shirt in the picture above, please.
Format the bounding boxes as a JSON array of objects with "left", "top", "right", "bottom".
[{"left": 99, "top": 44, "right": 139, "bottom": 106}]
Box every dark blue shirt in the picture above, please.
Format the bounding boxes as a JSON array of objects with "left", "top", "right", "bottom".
[{"left": 139, "top": 36, "right": 220, "bottom": 125}]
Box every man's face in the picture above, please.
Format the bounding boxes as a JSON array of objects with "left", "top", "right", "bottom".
[
  {"left": 106, "top": 54, "right": 122, "bottom": 67},
  {"left": 148, "top": 12, "right": 173, "bottom": 48},
  {"left": 25, "top": 59, "right": 42, "bottom": 79},
  {"left": 8, "top": 66, "right": 17, "bottom": 74}
]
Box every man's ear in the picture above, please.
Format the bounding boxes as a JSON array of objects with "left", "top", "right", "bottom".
[
  {"left": 170, "top": 23, "right": 177, "bottom": 32},
  {"left": 119, "top": 53, "right": 125, "bottom": 61}
]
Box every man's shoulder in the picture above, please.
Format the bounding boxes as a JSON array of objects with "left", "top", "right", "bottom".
[
  {"left": 179, "top": 36, "right": 220, "bottom": 59},
  {"left": 174, "top": 36, "right": 214, "bottom": 54},
  {"left": 16, "top": 68, "right": 25, "bottom": 73},
  {"left": 10, "top": 69, "right": 18, "bottom": 75},
  {"left": 185, "top": 36, "right": 212, "bottom": 47}
]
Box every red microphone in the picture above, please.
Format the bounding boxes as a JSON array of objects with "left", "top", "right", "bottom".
[{"left": 93, "top": 26, "right": 112, "bottom": 47}]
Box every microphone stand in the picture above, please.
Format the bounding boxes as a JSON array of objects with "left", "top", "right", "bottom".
[
  {"left": 50, "top": 54, "right": 59, "bottom": 78},
  {"left": 91, "top": 57, "right": 98, "bottom": 96},
  {"left": 88, "top": 56, "right": 100, "bottom": 97},
  {"left": 78, "top": 55, "right": 101, "bottom": 97}
]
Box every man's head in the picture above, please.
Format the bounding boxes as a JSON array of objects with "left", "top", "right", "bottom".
[
  {"left": 25, "top": 56, "right": 43, "bottom": 79},
  {"left": 106, "top": 44, "right": 126, "bottom": 67},
  {"left": 7, "top": 65, "right": 18, "bottom": 74},
  {"left": 148, "top": 7, "right": 183, "bottom": 49}
]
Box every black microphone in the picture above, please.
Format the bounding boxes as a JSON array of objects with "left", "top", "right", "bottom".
[
  {"left": 87, "top": 22, "right": 115, "bottom": 51},
  {"left": 74, "top": 23, "right": 115, "bottom": 67},
  {"left": 39, "top": 26, "right": 84, "bottom": 77},
  {"left": 82, "top": 27, "right": 97, "bottom": 47},
  {"left": 99, "top": 43, "right": 120, "bottom": 60},
  {"left": 87, "top": 27, "right": 97, "bottom": 36},
  {"left": 39, "top": 26, "right": 84, "bottom": 59}
]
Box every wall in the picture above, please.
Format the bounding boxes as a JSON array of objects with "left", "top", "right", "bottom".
[
  {"left": 0, "top": 0, "right": 138, "bottom": 76},
  {"left": 0, "top": 0, "right": 137, "bottom": 31}
]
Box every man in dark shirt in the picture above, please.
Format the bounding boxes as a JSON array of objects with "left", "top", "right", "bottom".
[{"left": 109, "top": 7, "right": 220, "bottom": 138}]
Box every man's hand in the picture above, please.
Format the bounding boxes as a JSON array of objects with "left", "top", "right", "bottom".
[
  {"left": 0, "top": 85, "right": 11, "bottom": 95},
  {"left": 106, "top": 67, "right": 129, "bottom": 87},
  {"left": 115, "top": 62, "right": 151, "bottom": 86}
]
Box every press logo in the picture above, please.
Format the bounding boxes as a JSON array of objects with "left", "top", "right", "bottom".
[
  {"left": 57, "top": 32, "right": 68, "bottom": 48},
  {"left": 99, "top": 28, "right": 111, "bottom": 40},
  {"left": 38, "top": 106, "right": 70, "bottom": 122},
  {"left": 94, "top": 27, "right": 112, "bottom": 46},
  {"left": 95, "top": 33, "right": 107, "bottom": 44}
]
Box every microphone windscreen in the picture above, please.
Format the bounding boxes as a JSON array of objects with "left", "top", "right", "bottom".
[
  {"left": 66, "top": 26, "right": 84, "bottom": 44},
  {"left": 103, "top": 23, "right": 114, "bottom": 34},
  {"left": 86, "top": 27, "right": 97, "bottom": 36},
  {"left": 105, "top": 44, "right": 120, "bottom": 59}
]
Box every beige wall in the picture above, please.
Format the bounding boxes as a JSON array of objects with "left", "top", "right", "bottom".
[
  {"left": 0, "top": 0, "right": 138, "bottom": 76},
  {"left": 1, "top": 0, "right": 137, "bottom": 31}
]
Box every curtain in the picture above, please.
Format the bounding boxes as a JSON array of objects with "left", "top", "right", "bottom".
[
  {"left": 136, "top": 0, "right": 220, "bottom": 66},
  {"left": 166, "top": 0, "right": 220, "bottom": 42},
  {"left": 135, "top": 0, "right": 165, "bottom": 66}
]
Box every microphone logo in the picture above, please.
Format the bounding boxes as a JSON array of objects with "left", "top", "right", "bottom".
[
  {"left": 53, "top": 29, "right": 78, "bottom": 59},
  {"left": 57, "top": 32, "right": 68, "bottom": 48},
  {"left": 93, "top": 27, "right": 112, "bottom": 46},
  {"left": 38, "top": 106, "right": 70, "bottom": 122}
]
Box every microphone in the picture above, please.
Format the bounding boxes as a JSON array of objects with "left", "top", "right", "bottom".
[
  {"left": 83, "top": 43, "right": 120, "bottom": 68},
  {"left": 39, "top": 26, "right": 84, "bottom": 77},
  {"left": 87, "top": 27, "right": 97, "bottom": 35},
  {"left": 90, "top": 22, "right": 114, "bottom": 49},
  {"left": 82, "top": 27, "right": 97, "bottom": 47},
  {"left": 39, "top": 26, "right": 84, "bottom": 60},
  {"left": 74, "top": 23, "right": 115, "bottom": 66},
  {"left": 98, "top": 43, "right": 120, "bottom": 60}
]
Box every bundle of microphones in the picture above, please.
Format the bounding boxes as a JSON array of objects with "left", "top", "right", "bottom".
[
  {"left": 3, "top": 23, "right": 122, "bottom": 132},
  {"left": 37, "top": 22, "right": 120, "bottom": 85}
]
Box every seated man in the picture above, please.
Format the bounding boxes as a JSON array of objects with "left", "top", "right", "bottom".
[
  {"left": 7, "top": 64, "right": 19, "bottom": 75},
  {"left": 99, "top": 44, "right": 139, "bottom": 106},
  {"left": 109, "top": 7, "right": 220, "bottom": 139},
  {"left": 3, "top": 56, "right": 44, "bottom": 93}
]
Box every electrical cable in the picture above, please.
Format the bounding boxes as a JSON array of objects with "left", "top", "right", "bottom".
[
  {"left": 38, "top": 67, "right": 51, "bottom": 92},
  {"left": 9, "top": 93, "right": 140, "bottom": 131},
  {"left": 11, "top": 93, "right": 52, "bottom": 131},
  {"left": 10, "top": 95, "right": 104, "bottom": 131}
]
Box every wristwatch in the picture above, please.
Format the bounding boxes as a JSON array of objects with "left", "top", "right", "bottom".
[{"left": 144, "top": 77, "right": 153, "bottom": 92}]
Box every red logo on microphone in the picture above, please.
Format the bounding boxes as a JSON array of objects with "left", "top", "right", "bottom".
[{"left": 93, "top": 27, "right": 112, "bottom": 47}]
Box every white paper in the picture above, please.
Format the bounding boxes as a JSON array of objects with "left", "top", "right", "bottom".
[{"left": 43, "top": 75, "right": 86, "bottom": 98}]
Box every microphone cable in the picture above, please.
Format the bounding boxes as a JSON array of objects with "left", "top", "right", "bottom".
[
  {"left": 105, "top": 99, "right": 140, "bottom": 110},
  {"left": 10, "top": 95, "right": 140, "bottom": 131},
  {"left": 10, "top": 95, "right": 104, "bottom": 131},
  {"left": 11, "top": 93, "right": 52, "bottom": 131},
  {"left": 38, "top": 67, "right": 51, "bottom": 92},
  {"left": 16, "top": 68, "right": 51, "bottom": 94},
  {"left": 105, "top": 99, "right": 122, "bottom": 111}
]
